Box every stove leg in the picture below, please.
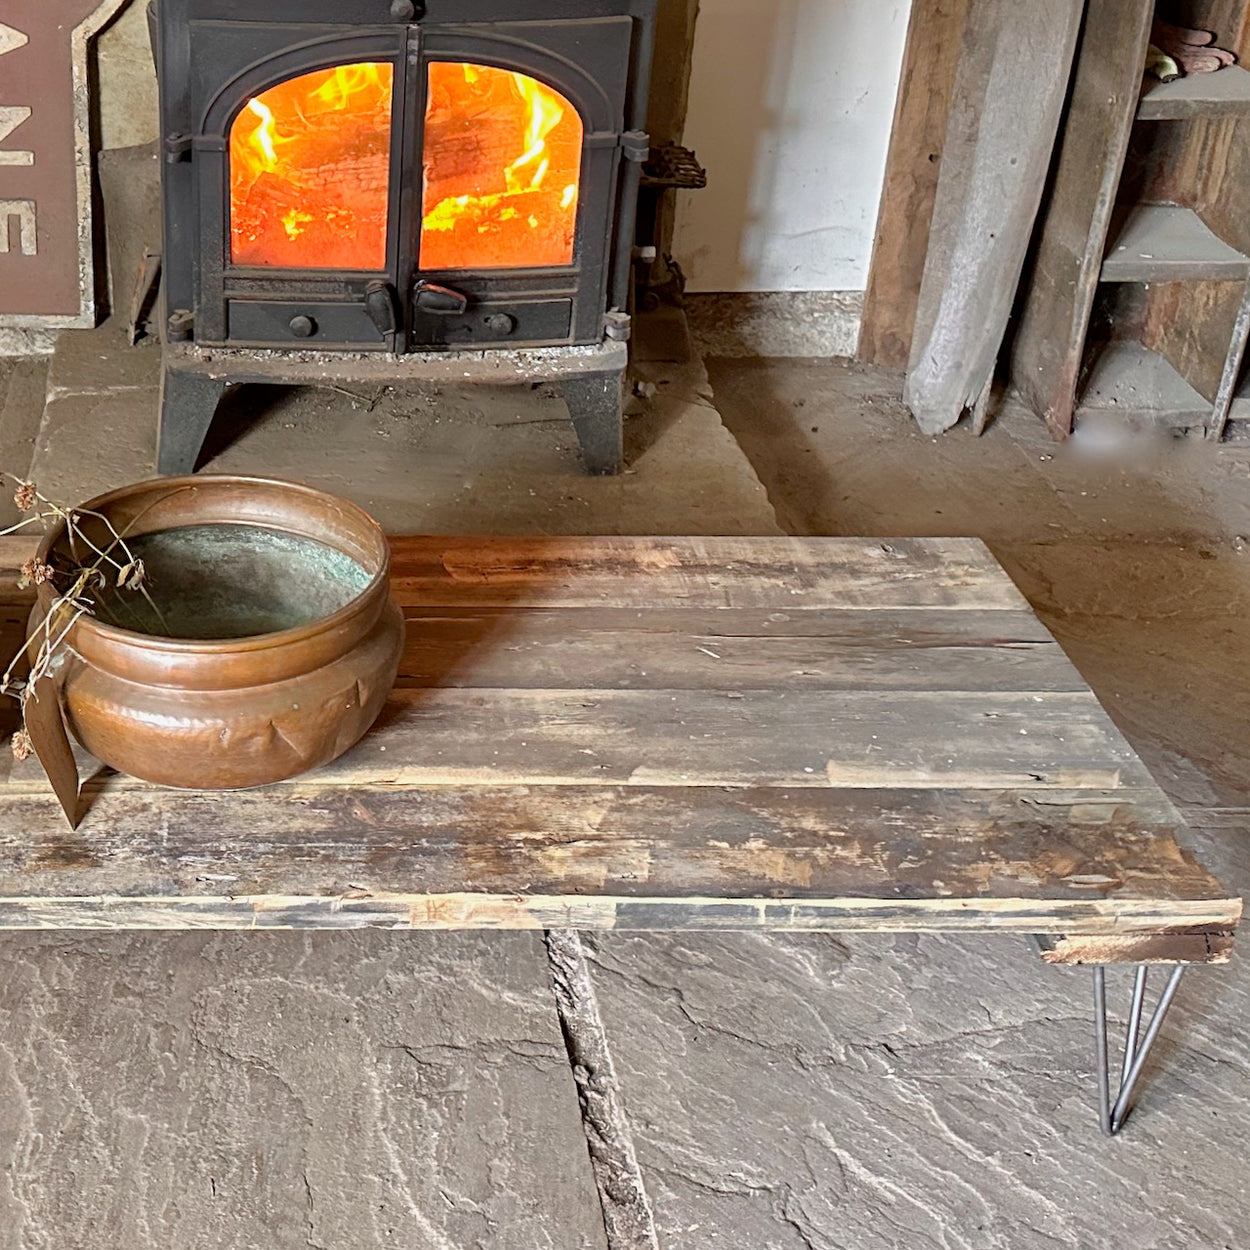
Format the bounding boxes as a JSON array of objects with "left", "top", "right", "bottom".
[
  {"left": 562, "top": 370, "right": 624, "bottom": 475},
  {"left": 158, "top": 363, "right": 226, "bottom": 476}
]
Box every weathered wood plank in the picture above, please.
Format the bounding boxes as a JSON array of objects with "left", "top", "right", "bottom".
[
  {"left": 1036, "top": 931, "right": 1235, "bottom": 965},
  {"left": 905, "top": 0, "right": 1085, "bottom": 434},
  {"left": 338, "top": 688, "right": 1152, "bottom": 790},
  {"left": 396, "top": 607, "right": 1083, "bottom": 692},
  {"left": 1009, "top": 0, "right": 1154, "bottom": 438},
  {"left": 0, "top": 688, "right": 1155, "bottom": 793},
  {"left": 858, "top": 0, "right": 971, "bottom": 369},
  {"left": 0, "top": 894, "right": 1235, "bottom": 935},
  {"left": 0, "top": 782, "right": 1219, "bottom": 900},
  {"left": 389, "top": 536, "right": 1029, "bottom": 611},
  {"left": 7, "top": 535, "right": 1027, "bottom": 612},
  {"left": 8, "top": 594, "right": 1082, "bottom": 697}
]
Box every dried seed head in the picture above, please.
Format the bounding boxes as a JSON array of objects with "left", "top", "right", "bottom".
[
  {"left": 17, "top": 558, "right": 55, "bottom": 589},
  {"left": 10, "top": 730, "right": 33, "bottom": 762},
  {"left": 117, "top": 559, "right": 146, "bottom": 590},
  {"left": 12, "top": 481, "right": 37, "bottom": 512}
]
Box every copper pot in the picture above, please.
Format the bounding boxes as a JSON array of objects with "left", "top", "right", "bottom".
[{"left": 29, "top": 475, "right": 403, "bottom": 801}]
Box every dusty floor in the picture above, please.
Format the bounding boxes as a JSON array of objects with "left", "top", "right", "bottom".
[{"left": 1, "top": 327, "right": 1248, "bottom": 1249}]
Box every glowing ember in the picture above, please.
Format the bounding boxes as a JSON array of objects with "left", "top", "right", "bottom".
[
  {"left": 420, "top": 63, "right": 583, "bottom": 271},
  {"left": 230, "top": 63, "right": 394, "bottom": 269}
]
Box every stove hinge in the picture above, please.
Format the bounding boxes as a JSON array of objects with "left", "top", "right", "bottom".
[
  {"left": 164, "top": 131, "right": 192, "bottom": 164},
  {"left": 621, "top": 130, "right": 650, "bottom": 164},
  {"left": 603, "top": 310, "right": 631, "bottom": 342}
]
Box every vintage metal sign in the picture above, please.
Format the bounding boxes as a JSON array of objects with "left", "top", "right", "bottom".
[{"left": 0, "top": 1, "right": 127, "bottom": 328}]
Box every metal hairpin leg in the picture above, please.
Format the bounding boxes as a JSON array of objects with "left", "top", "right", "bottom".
[{"left": 1093, "top": 964, "right": 1185, "bottom": 1135}]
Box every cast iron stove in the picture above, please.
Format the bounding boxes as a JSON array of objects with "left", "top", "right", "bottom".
[{"left": 150, "top": 0, "right": 659, "bottom": 474}]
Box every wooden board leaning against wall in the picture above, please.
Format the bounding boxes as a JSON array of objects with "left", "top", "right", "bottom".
[
  {"left": 858, "top": 0, "right": 1085, "bottom": 417},
  {"left": 857, "top": 0, "right": 971, "bottom": 370},
  {"left": 903, "top": 0, "right": 1087, "bottom": 435},
  {"left": 1007, "top": 0, "right": 1157, "bottom": 438}
]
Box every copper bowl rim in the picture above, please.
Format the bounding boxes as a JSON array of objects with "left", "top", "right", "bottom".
[{"left": 34, "top": 474, "right": 392, "bottom": 657}]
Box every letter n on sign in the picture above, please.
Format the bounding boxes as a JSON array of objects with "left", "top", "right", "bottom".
[{"left": 0, "top": 2, "right": 127, "bottom": 329}]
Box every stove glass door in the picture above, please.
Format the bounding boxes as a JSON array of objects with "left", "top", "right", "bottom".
[
  {"left": 229, "top": 63, "right": 395, "bottom": 269},
  {"left": 419, "top": 62, "right": 584, "bottom": 271}
]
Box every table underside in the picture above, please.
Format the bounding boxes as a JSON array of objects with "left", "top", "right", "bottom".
[{"left": 0, "top": 535, "right": 1239, "bottom": 960}]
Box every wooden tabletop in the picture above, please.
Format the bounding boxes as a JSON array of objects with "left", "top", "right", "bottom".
[{"left": 0, "top": 535, "right": 1240, "bottom": 960}]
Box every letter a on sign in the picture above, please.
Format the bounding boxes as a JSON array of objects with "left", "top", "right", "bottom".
[{"left": 0, "top": 3, "right": 127, "bottom": 328}]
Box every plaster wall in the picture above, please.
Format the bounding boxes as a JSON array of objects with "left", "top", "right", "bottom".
[
  {"left": 96, "top": 0, "right": 159, "bottom": 150},
  {"left": 672, "top": 0, "right": 912, "bottom": 294}
]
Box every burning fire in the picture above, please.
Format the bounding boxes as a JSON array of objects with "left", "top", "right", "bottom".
[
  {"left": 420, "top": 63, "right": 583, "bottom": 271},
  {"left": 247, "top": 99, "right": 278, "bottom": 167},
  {"left": 228, "top": 59, "right": 582, "bottom": 274},
  {"left": 230, "top": 63, "right": 394, "bottom": 269}
]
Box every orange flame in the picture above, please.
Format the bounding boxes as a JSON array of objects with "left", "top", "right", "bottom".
[
  {"left": 229, "top": 63, "right": 394, "bottom": 269},
  {"left": 311, "top": 62, "right": 391, "bottom": 110},
  {"left": 420, "top": 63, "right": 583, "bottom": 271},
  {"left": 504, "top": 72, "right": 563, "bottom": 191},
  {"left": 247, "top": 98, "right": 278, "bottom": 169}
]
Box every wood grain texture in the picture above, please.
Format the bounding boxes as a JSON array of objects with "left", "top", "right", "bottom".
[
  {"left": 395, "top": 607, "right": 1081, "bottom": 692},
  {"left": 387, "top": 535, "right": 1031, "bottom": 610},
  {"left": 905, "top": 0, "right": 1085, "bottom": 435},
  {"left": 1141, "top": 278, "right": 1245, "bottom": 404},
  {"left": 858, "top": 0, "right": 971, "bottom": 369},
  {"left": 1036, "top": 931, "right": 1235, "bottom": 965},
  {"left": 0, "top": 535, "right": 1238, "bottom": 953},
  {"left": 1008, "top": 0, "right": 1155, "bottom": 438}
]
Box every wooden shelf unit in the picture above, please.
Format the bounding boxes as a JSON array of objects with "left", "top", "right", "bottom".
[
  {"left": 1011, "top": 0, "right": 1250, "bottom": 441},
  {"left": 1077, "top": 340, "right": 1212, "bottom": 431},
  {"left": 1100, "top": 204, "right": 1250, "bottom": 282},
  {"left": 1138, "top": 61, "right": 1250, "bottom": 119}
]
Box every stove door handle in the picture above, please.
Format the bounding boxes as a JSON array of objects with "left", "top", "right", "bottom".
[
  {"left": 365, "top": 281, "right": 400, "bottom": 336},
  {"left": 413, "top": 281, "right": 470, "bottom": 316}
]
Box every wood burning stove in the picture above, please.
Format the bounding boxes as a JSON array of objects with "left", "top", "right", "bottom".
[{"left": 150, "top": 0, "right": 658, "bottom": 475}]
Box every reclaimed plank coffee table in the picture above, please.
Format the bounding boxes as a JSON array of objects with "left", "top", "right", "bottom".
[{"left": 0, "top": 535, "right": 1241, "bottom": 1135}]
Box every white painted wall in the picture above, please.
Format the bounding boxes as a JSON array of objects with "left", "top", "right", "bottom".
[{"left": 672, "top": 0, "right": 912, "bottom": 293}]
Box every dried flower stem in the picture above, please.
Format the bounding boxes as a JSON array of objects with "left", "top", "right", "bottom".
[{"left": 1, "top": 473, "right": 157, "bottom": 729}]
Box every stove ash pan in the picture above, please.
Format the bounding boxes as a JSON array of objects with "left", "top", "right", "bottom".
[{"left": 153, "top": 0, "right": 658, "bottom": 354}]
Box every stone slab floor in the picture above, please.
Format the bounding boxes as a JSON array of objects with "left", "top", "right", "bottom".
[{"left": 1, "top": 332, "right": 1248, "bottom": 1249}]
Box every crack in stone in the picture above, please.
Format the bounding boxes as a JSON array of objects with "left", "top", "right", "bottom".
[
  {"left": 545, "top": 929, "right": 658, "bottom": 1250},
  {"left": 383, "top": 1037, "right": 561, "bottom": 1072},
  {"left": 779, "top": 1189, "right": 823, "bottom": 1250},
  {"left": 301, "top": 1167, "right": 328, "bottom": 1250}
]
